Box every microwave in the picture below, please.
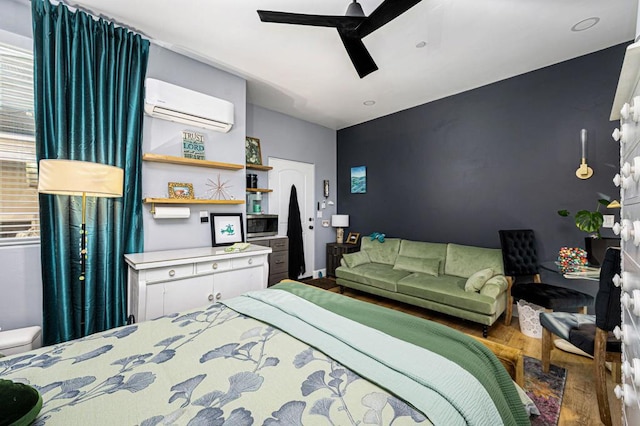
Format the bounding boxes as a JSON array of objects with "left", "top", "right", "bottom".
[{"left": 247, "top": 214, "right": 278, "bottom": 238}]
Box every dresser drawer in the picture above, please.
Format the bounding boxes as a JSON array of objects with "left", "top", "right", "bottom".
[
  {"left": 195, "top": 259, "right": 231, "bottom": 274},
  {"left": 145, "top": 264, "right": 194, "bottom": 282},
  {"left": 270, "top": 251, "right": 288, "bottom": 274},
  {"left": 270, "top": 238, "right": 289, "bottom": 252},
  {"left": 231, "top": 255, "right": 266, "bottom": 269}
]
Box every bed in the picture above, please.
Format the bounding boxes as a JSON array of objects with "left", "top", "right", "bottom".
[{"left": 0, "top": 280, "right": 529, "bottom": 425}]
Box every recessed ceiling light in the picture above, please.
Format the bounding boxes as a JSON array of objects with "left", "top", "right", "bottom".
[
  {"left": 415, "top": 41, "right": 427, "bottom": 48},
  {"left": 363, "top": 100, "right": 376, "bottom": 106},
  {"left": 571, "top": 17, "right": 600, "bottom": 32}
]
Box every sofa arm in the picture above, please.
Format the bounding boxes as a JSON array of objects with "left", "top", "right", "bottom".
[{"left": 479, "top": 275, "right": 509, "bottom": 299}]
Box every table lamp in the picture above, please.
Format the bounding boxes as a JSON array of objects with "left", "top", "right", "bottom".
[
  {"left": 38, "top": 159, "right": 124, "bottom": 333},
  {"left": 331, "top": 214, "right": 349, "bottom": 244}
]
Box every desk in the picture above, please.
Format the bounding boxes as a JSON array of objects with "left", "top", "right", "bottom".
[
  {"left": 539, "top": 261, "right": 600, "bottom": 314},
  {"left": 540, "top": 261, "right": 600, "bottom": 281}
]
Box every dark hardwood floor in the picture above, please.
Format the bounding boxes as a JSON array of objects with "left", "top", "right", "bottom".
[{"left": 309, "top": 281, "right": 620, "bottom": 426}]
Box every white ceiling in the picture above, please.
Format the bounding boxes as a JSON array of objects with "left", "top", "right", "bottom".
[{"left": 66, "top": 0, "right": 638, "bottom": 130}]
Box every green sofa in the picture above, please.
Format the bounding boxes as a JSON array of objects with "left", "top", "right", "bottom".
[{"left": 335, "top": 238, "right": 508, "bottom": 337}]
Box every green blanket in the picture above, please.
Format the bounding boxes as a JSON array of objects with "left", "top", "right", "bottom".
[{"left": 271, "top": 280, "right": 529, "bottom": 425}]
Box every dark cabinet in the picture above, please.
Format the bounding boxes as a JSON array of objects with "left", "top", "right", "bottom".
[
  {"left": 250, "top": 237, "right": 289, "bottom": 286},
  {"left": 326, "top": 243, "right": 359, "bottom": 277}
]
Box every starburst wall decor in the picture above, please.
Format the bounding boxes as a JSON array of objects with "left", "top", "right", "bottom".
[{"left": 205, "top": 174, "right": 234, "bottom": 200}]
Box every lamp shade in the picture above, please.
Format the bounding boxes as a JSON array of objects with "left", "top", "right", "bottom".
[
  {"left": 38, "top": 159, "right": 123, "bottom": 198},
  {"left": 331, "top": 214, "right": 349, "bottom": 227}
]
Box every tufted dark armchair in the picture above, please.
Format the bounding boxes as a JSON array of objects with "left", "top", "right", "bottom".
[{"left": 498, "top": 229, "right": 594, "bottom": 326}]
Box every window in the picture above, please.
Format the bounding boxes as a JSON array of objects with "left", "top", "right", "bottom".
[{"left": 0, "top": 40, "right": 38, "bottom": 245}]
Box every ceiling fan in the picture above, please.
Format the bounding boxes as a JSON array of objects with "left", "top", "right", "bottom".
[{"left": 257, "top": 0, "right": 423, "bottom": 79}]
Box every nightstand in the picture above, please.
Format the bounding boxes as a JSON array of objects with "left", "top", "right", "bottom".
[{"left": 326, "top": 242, "right": 359, "bottom": 277}]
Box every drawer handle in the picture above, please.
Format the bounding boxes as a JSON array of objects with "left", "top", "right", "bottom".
[
  {"left": 248, "top": 258, "right": 253, "bottom": 265},
  {"left": 215, "top": 292, "right": 222, "bottom": 300},
  {"left": 208, "top": 294, "right": 214, "bottom": 302},
  {"left": 275, "top": 260, "right": 284, "bottom": 264},
  {"left": 212, "top": 263, "right": 218, "bottom": 270},
  {"left": 169, "top": 269, "right": 176, "bottom": 277}
]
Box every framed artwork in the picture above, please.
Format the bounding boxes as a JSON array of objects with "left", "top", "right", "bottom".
[
  {"left": 346, "top": 232, "right": 360, "bottom": 245},
  {"left": 168, "top": 182, "right": 194, "bottom": 199},
  {"left": 351, "top": 166, "right": 367, "bottom": 194},
  {"left": 245, "top": 136, "right": 263, "bottom": 165},
  {"left": 210, "top": 213, "right": 245, "bottom": 246},
  {"left": 182, "top": 130, "right": 205, "bottom": 160}
]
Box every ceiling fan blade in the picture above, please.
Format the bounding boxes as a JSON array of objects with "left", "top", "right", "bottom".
[
  {"left": 357, "top": 0, "right": 423, "bottom": 38},
  {"left": 337, "top": 29, "right": 378, "bottom": 78},
  {"left": 258, "top": 10, "right": 364, "bottom": 29}
]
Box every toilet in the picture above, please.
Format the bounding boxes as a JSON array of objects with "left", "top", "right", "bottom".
[{"left": 0, "top": 326, "right": 42, "bottom": 356}]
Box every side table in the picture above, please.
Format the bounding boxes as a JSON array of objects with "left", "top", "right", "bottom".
[{"left": 326, "top": 242, "right": 359, "bottom": 277}]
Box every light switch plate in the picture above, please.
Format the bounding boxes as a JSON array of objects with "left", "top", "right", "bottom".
[{"left": 603, "top": 214, "right": 615, "bottom": 228}]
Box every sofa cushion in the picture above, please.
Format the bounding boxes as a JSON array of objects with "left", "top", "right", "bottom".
[
  {"left": 393, "top": 255, "right": 440, "bottom": 276},
  {"left": 342, "top": 250, "right": 371, "bottom": 268},
  {"left": 464, "top": 268, "right": 494, "bottom": 292},
  {"left": 398, "top": 240, "right": 448, "bottom": 275},
  {"left": 397, "top": 273, "right": 499, "bottom": 315},
  {"left": 361, "top": 238, "right": 401, "bottom": 265},
  {"left": 444, "top": 243, "right": 504, "bottom": 278},
  {"left": 336, "top": 263, "right": 410, "bottom": 292}
]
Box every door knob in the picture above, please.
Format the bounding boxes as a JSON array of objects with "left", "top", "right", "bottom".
[{"left": 309, "top": 225, "right": 314, "bottom": 229}]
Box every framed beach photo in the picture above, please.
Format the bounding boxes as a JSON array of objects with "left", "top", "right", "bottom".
[
  {"left": 168, "top": 182, "right": 194, "bottom": 199},
  {"left": 245, "top": 136, "right": 263, "bottom": 165},
  {"left": 346, "top": 232, "right": 360, "bottom": 245},
  {"left": 351, "top": 166, "right": 366, "bottom": 194},
  {"left": 210, "top": 213, "right": 245, "bottom": 246}
]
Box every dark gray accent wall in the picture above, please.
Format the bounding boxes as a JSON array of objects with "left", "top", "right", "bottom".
[{"left": 337, "top": 42, "right": 628, "bottom": 262}]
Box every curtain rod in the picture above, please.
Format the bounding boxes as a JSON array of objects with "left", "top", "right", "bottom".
[{"left": 28, "top": 0, "right": 153, "bottom": 42}]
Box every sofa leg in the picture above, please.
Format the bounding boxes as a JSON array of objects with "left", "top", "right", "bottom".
[
  {"left": 482, "top": 325, "right": 488, "bottom": 338},
  {"left": 339, "top": 286, "right": 344, "bottom": 294}
]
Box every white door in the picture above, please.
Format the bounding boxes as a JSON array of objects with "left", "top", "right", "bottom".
[{"left": 268, "top": 158, "right": 315, "bottom": 279}]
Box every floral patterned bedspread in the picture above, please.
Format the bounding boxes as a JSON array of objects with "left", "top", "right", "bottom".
[{"left": 0, "top": 299, "right": 430, "bottom": 425}]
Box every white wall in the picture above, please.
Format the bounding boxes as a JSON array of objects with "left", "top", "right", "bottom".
[
  {"left": 246, "top": 104, "right": 337, "bottom": 274},
  {"left": 142, "top": 45, "right": 247, "bottom": 251}
]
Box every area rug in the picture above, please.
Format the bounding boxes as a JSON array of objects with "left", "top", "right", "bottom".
[
  {"left": 525, "top": 355, "right": 567, "bottom": 426},
  {"left": 302, "top": 277, "right": 339, "bottom": 290}
]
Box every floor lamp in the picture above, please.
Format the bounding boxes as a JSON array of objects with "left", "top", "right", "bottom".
[{"left": 38, "top": 159, "right": 124, "bottom": 335}]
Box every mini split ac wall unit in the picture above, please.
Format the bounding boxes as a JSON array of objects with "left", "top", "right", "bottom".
[{"left": 144, "top": 78, "right": 234, "bottom": 133}]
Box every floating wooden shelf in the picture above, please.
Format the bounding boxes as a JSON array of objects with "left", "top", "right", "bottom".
[
  {"left": 246, "top": 164, "right": 273, "bottom": 171},
  {"left": 143, "top": 198, "right": 244, "bottom": 205},
  {"left": 246, "top": 188, "right": 273, "bottom": 193},
  {"left": 143, "top": 153, "right": 244, "bottom": 170}
]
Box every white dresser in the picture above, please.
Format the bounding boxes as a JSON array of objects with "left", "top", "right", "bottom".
[
  {"left": 125, "top": 245, "right": 271, "bottom": 322},
  {"left": 611, "top": 40, "right": 640, "bottom": 425}
]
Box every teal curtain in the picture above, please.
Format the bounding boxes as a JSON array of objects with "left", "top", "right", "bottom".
[{"left": 32, "top": 0, "right": 149, "bottom": 345}]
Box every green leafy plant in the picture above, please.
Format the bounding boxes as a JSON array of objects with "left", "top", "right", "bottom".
[{"left": 558, "top": 199, "right": 610, "bottom": 237}]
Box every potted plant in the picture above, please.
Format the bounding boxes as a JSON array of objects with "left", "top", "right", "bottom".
[
  {"left": 557, "top": 199, "right": 618, "bottom": 265},
  {"left": 557, "top": 199, "right": 610, "bottom": 237}
]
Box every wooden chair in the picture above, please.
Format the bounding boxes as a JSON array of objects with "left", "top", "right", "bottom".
[
  {"left": 499, "top": 229, "right": 594, "bottom": 325},
  {"left": 539, "top": 247, "right": 621, "bottom": 426}
]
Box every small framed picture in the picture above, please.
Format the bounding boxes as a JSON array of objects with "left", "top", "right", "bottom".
[
  {"left": 210, "top": 213, "right": 245, "bottom": 246},
  {"left": 168, "top": 182, "right": 194, "bottom": 199},
  {"left": 346, "top": 232, "right": 360, "bottom": 245},
  {"left": 351, "top": 166, "right": 366, "bottom": 194},
  {"left": 245, "top": 136, "right": 263, "bottom": 165}
]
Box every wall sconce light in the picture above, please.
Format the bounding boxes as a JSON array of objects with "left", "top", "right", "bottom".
[
  {"left": 576, "top": 128, "right": 593, "bottom": 179},
  {"left": 323, "top": 180, "right": 329, "bottom": 198}
]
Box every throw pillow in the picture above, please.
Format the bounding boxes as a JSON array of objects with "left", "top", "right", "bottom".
[
  {"left": 479, "top": 283, "right": 502, "bottom": 298},
  {"left": 484, "top": 275, "right": 508, "bottom": 291},
  {"left": 342, "top": 250, "right": 371, "bottom": 268},
  {"left": 392, "top": 255, "right": 440, "bottom": 276},
  {"left": 464, "top": 268, "right": 494, "bottom": 292}
]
